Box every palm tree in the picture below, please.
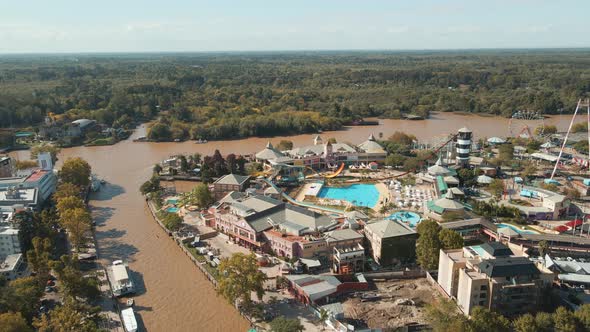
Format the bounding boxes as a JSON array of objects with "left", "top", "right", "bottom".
[
  {"left": 318, "top": 308, "right": 329, "bottom": 331},
  {"left": 379, "top": 204, "right": 388, "bottom": 217}
]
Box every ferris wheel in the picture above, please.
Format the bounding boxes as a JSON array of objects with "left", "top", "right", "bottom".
[{"left": 508, "top": 110, "right": 545, "bottom": 139}]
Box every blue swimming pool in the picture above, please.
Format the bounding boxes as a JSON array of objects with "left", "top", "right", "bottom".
[
  {"left": 497, "top": 223, "right": 539, "bottom": 235},
  {"left": 166, "top": 207, "right": 180, "bottom": 213},
  {"left": 469, "top": 245, "right": 488, "bottom": 256},
  {"left": 387, "top": 211, "right": 422, "bottom": 228},
  {"left": 317, "top": 184, "right": 379, "bottom": 207},
  {"left": 166, "top": 198, "right": 179, "bottom": 205}
]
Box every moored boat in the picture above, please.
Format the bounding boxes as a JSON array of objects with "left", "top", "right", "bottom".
[
  {"left": 106, "top": 260, "right": 135, "bottom": 297},
  {"left": 121, "top": 307, "right": 138, "bottom": 332}
]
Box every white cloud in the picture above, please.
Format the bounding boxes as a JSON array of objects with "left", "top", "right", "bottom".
[
  {"left": 527, "top": 24, "right": 553, "bottom": 33},
  {"left": 446, "top": 25, "right": 481, "bottom": 34},
  {"left": 387, "top": 26, "right": 409, "bottom": 34}
]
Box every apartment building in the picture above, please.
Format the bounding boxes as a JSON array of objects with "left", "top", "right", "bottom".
[{"left": 437, "top": 242, "right": 554, "bottom": 316}]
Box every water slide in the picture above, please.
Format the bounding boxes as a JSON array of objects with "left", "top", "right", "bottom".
[
  {"left": 324, "top": 163, "right": 345, "bottom": 178},
  {"left": 261, "top": 178, "right": 345, "bottom": 215}
]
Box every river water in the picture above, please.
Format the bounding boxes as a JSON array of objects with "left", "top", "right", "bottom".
[{"left": 9, "top": 112, "right": 586, "bottom": 331}]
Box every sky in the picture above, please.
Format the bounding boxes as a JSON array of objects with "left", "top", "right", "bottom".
[{"left": 1, "top": 0, "right": 589, "bottom": 53}]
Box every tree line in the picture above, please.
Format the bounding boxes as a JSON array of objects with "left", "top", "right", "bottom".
[
  {"left": 2, "top": 50, "right": 589, "bottom": 141},
  {"left": 0, "top": 157, "right": 104, "bottom": 331}
]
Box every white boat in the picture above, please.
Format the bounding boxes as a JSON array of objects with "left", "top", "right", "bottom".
[
  {"left": 121, "top": 308, "right": 138, "bottom": 332},
  {"left": 106, "top": 260, "right": 135, "bottom": 297}
]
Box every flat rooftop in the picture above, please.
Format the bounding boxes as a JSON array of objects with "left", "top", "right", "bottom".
[
  {"left": 25, "top": 169, "right": 50, "bottom": 182},
  {"left": 0, "top": 254, "right": 21, "bottom": 272}
]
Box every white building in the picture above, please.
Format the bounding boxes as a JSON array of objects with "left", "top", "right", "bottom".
[
  {"left": 0, "top": 223, "right": 20, "bottom": 257},
  {"left": 0, "top": 254, "right": 27, "bottom": 281},
  {"left": 437, "top": 242, "right": 553, "bottom": 316},
  {"left": 0, "top": 154, "right": 57, "bottom": 208}
]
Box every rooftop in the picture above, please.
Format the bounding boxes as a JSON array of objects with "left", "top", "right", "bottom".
[
  {"left": 214, "top": 174, "right": 250, "bottom": 186},
  {"left": 25, "top": 169, "right": 50, "bottom": 183},
  {"left": 286, "top": 274, "right": 341, "bottom": 301},
  {"left": 0, "top": 254, "right": 22, "bottom": 272},
  {"left": 111, "top": 264, "right": 129, "bottom": 282},
  {"left": 324, "top": 228, "right": 363, "bottom": 242},
  {"left": 480, "top": 242, "right": 514, "bottom": 257},
  {"left": 365, "top": 219, "right": 416, "bottom": 239},
  {"left": 478, "top": 256, "right": 540, "bottom": 278}
]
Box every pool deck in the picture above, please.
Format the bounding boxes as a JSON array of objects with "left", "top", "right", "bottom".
[
  {"left": 295, "top": 182, "right": 389, "bottom": 211},
  {"left": 373, "top": 182, "right": 390, "bottom": 211}
]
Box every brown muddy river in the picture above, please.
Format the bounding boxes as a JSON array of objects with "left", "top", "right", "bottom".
[{"left": 9, "top": 112, "right": 586, "bottom": 331}]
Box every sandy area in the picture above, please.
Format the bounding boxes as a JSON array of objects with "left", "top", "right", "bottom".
[
  {"left": 373, "top": 182, "right": 391, "bottom": 212},
  {"left": 342, "top": 278, "right": 439, "bottom": 330}
]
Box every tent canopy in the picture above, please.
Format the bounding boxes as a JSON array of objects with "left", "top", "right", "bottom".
[
  {"left": 477, "top": 175, "right": 494, "bottom": 184},
  {"left": 487, "top": 137, "right": 506, "bottom": 144}
]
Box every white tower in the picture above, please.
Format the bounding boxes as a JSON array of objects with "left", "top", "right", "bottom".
[
  {"left": 38, "top": 152, "right": 53, "bottom": 170},
  {"left": 456, "top": 127, "right": 472, "bottom": 167}
]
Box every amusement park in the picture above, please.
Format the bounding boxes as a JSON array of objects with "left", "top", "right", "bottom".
[{"left": 143, "top": 98, "right": 590, "bottom": 329}]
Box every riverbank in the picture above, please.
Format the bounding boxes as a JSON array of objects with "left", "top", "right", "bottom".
[
  {"left": 6, "top": 111, "right": 583, "bottom": 331},
  {"left": 145, "top": 198, "right": 263, "bottom": 330}
]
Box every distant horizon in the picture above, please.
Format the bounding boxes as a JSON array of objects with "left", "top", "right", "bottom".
[
  {"left": 2, "top": 46, "right": 590, "bottom": 57},
  {"left": 2, "top": 1, "right": 589, "bottom": 53}
]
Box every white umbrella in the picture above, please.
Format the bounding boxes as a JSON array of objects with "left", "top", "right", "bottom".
[
  {"left": 487, "top": 137, "right": 506, "bottom": 144},
  {"left": 540, "top": 142, "right": 555, "bottom": 148},
  {"left": 477, "top": 175, "right": 494, "bottom": 184}
]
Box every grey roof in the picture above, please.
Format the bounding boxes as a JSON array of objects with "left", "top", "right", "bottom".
[
  {"left": 358, "top": 135, "right": 386, "bottom": 154},
  {"left": 255, "top": 142, "right": 285, "bottom": 161},
  {"left": 238, "top": 196, "right": 335, "bottom": 233},
  {"left": 477, "top": 175, "right": 493, "bottom": 184},
  {"left": 558, "top": 274, "right": 590, "bottom": 284},
  {"left": 218, "top": 191, "right": 245, "bottom": 204},
  {"left": 344, "top": 210, "right": 369, "bottom": 220},
  {"left": 448, "top": 187, "right": 464, "bottom": 195},
  {"left": 444, "top": 176, "right": 460, "bottom": 185},
  {"left": 286, "top": 274, "right": 341, "bottom": 301},
  {"left": 239, "top": 195, "right": 282, "bottom": 212},
  {"left": 520, "top": 233, "right": 590, "bottom": 246},
  {"left": 365, "top": 219, "right": 415, "bottom": 239},
  {"left": 288, "top": 143, "right": 355, "bottom": 157},
  {"left": 428, "top": 158, "right": 451, "bottom": 176},
  {"left": 478, "top": 256, "right": 540, "bottom": 278},
  {"left": 325, "top": 228, "right": 363, "bottom": 242},
  {"left": 441, "top": 218, "right": 498, "bottom": 232},
  {"left": 546, "top": 257, "right": 590, "bottom": 274},
  {"left": 480, "top": 242, "right": 513, "bottom": 257},
  {"left": 214, "top": 174, "right": 250, "bottom": 186},
  {"left": 433, "top": 192, "right": 465, "bottom": 211}
]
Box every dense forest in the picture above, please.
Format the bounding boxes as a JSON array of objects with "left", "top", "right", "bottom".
[{"left": 1, "top": 50, "right": 589, "bottom": 141}]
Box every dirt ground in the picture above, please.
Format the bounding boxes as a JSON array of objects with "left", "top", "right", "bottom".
[{"left": 342, "top": 278, "right": 439, "bottom": 330}]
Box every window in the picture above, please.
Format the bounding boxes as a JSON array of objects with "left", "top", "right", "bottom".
[
  {"left": 479, "top": 293, "right": 486, "bottom": 299},
  {"left": 479, "top": 301, "right": 485, "bottom": 306},
  {"left": 480, "top": 285, "right": 487, "bottom": 291}
]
